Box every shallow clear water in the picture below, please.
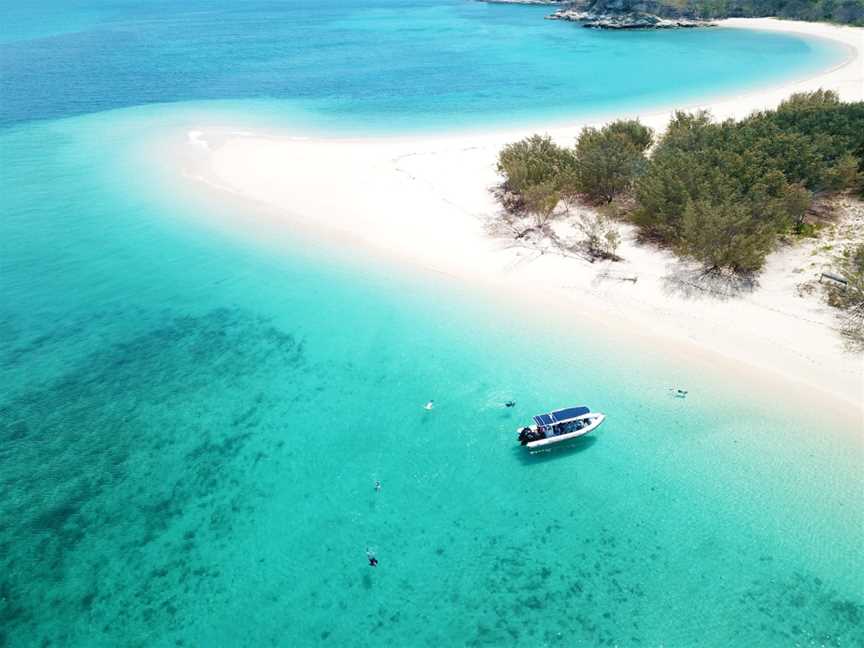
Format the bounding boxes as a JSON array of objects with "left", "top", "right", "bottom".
[{"left": 1, "top": 2, "right": 862, "bottom": 647}]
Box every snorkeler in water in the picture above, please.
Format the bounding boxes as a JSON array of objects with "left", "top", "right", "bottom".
[
  {"left": 366, "top": 549, "right": 378, "bottom": 567},
  {"left": 374, "top": 480, "right": 381, "bottom": 492},
  {"left": 424, "top": 400, "right": 435, "bottom": 411},
  {"left": 504, "top": 400, "right": 516, "bottom": 408}
]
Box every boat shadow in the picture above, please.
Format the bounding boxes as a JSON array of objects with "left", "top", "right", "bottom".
[{"left": 513, "top": 435, "right": 598, "bottom": 465}]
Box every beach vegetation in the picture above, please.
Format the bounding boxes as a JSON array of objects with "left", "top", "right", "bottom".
[
  {"left": 724, "top": 0, "right": 864, "bottom": 26},
  {"left": 496, "top": 134, "right": 576, "bottom": 199},
  {"left": 784, "top": 183, "right": 816, "bottom": 234},
  {"left": 634, "top": 91, "right": 863, "bottom": 270},
  {"left": 496, "top": 91, "right": 864, "bottom": 274},
  {"left": 677, "top": 197, "right": 777, "bottom": 272},
  {"left": 496, "top": 121, "right": 652, "bottom": 209},
  {"left": 827, "top": 243, "right": 864, "bottom": 347},
  {"left": 792, "top": 220, "right": 823, "bottom": 239},
  {"left": 522, "top": 180, "right": 561, "bottom": 230},
  {"left": 574, "top": 120, "right": 653, "bottom": 203},
  {"left": 577, "top": 211, "right": 622, "bottom": 260},
  {"left": 603, "top": 119, "right": 655, "bottom": 152},
  {"left": 584, "top": 0, "right": 864, "bottom": 26}
]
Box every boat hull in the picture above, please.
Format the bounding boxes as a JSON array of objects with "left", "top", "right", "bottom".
[{"left": 518, "top": 413, "right": 605, "bottom": 449}]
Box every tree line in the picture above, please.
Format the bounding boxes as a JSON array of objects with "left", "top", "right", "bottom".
[
  {"left": 581, "top": 0, "right": 864, "bottom": 25},
  {"left": 497, "top": 90, "right": 864, "bottom": 342},
  {"left": 689, "top": 0, "right": 864, "bottom": 24},
  {"left": 828, "top": 242, "right": 864, "bottom": 347},
  {"left": 497, "top": 90, "right": 864, "bottom": 273}
]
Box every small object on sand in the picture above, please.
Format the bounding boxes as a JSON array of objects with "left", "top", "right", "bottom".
[
  {"left": 424, "top": 400, "right": 435, "bottom": 411},
  {"left": 598, "top": 270, "right": 638, "bottom": 283},
  {"left": 504, "top": 400, "right": 516, "bottom": 408},
  {"left": 367, "top": 549, "right": 378, "bottom": 567},
  {"left": 374, "top": 480, "right": 381, "bottom": 492}
]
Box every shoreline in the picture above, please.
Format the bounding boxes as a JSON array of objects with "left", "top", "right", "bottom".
[{"left": 169, "top": 18, "right": 864, "bottom": 423}]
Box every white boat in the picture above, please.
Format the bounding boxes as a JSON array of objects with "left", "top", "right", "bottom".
[{"left": 517, "top": 406, "right": 605, "bottom": 448}]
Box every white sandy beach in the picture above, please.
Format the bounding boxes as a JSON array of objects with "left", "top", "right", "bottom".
[{"left": 175, "top": 18, "right": 864, "bottom": 420}]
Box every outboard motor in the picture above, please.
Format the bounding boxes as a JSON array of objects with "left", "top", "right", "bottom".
[{"left": 519, "top": 427, "right": 542, "bottom": 445}]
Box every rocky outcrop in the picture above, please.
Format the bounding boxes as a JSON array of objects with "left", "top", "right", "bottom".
[
  {"left": 544, "top": 0, "right": 715, "bottom": 29},
  {"left": 477, "top": 0, "right": 715, "bottom": 29},
  {"left": 548, "top": 7, "right": 714, "bottom": 28},
  {"left": 481, "top": 0, "right": 863, "bottom": 27},
  {"left": 482, "top": 0, "right": 569, "bottom": 5},
  {"left": 580, "top": 1, "right": 700, "bottom": 19}
]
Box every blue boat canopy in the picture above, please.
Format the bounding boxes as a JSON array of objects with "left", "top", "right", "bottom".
[{"left": 533, "top": 406, "right": 590, "bottom": 427}]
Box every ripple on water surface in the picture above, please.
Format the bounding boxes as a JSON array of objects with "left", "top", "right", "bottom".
[
  {"left": 0, "top": 2, "right": 861, "bottom": 644},
  {"left": 2, "top": 112, "right": 863, "bottom": 646},
  {"left": 0, "top": 0, "right": 849, "bottom": 132}
]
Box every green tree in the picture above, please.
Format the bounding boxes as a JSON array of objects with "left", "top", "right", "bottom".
[
  {"left": 823, "top": 154, "right": 863, "bottom": 191},
  {"left": 574, "top": 120, "right": 652, "bottom": 203},
  {"left": 583, "top": 1, "right": 864, "bottom": 25},
  {"left": 678, "top": 198, "right": 776, "bottom": 272},
  {"left": 497, "top": 135, "right": 576, "bottom": 197},
  {"left": 776, "top": 89, "right": 841, "bottom": 111},
  {"left": 633, "top": 95, "right": 863, "bottom": 270},
  {"left": 633, "top": 111, "right": 719, "bottom": 238},
  {"left": 827, "top": 243, "right": 864, "bottom": 347},
  {"left": 603, "top": 119, "right": 654, "bottom": 153},
  {"left": 780, "top": 183, "right": 814, "bottom": 233},
  {"left": 522, "top": 181, "right": 560, "bottom": 230},
  {"left": 748, "top": 169, "right": 809, "bottom": 232}
]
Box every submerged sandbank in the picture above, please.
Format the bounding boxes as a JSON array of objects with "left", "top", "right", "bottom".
[{"left": 172, "top": 18, "right": 864, "bottom": 422}]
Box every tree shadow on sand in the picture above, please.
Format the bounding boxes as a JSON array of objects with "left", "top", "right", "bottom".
[
  {"left": 482, "top": 207, "right": 596, "bottom": 265},
  {"left": 661, "top": 260, "right": 758, "bottom": 301}
]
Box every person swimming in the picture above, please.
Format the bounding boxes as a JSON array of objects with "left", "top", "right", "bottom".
[
  {"left": 366, "top": 549, "right": 378, "bottom": 567},
  {"left": 374, "top": 480, "right": 381, "bottom": 492},
  {"left": 424, "top": 400, "right": 435, "bottom": 411},
  {"left": 504, "top": 400, "right": 516, "bottom": 408}
]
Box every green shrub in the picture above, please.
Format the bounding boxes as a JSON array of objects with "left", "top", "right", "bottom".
[
  {"left": 522, "top": 181, "right": 560, "bottom": 228},
  {"left": 495, "top": 93, "right": 864, "bottom": 274},
  {"left": 634, "top": 94, "right": 863, "bottom": 270},
  {"left": 828, "top": 243, "right": 864, "bottom": 347},
  {"left": 602, "top": 119, "right": 654, "bottom": 153},
  {"left": 678, "top": 198, "right": 776, "bottom": 273},
  {"left": 592, "top": 1, "right": 864, "bottom": 26},
  {"left": 574, "top": 120, "right": 653, "bottom": 203},
  {"left": 793, "top": 222, "right": 821, "bottom": 238},
  {"left": 497, "top": 135, "right": 576, "bottom": 197}
]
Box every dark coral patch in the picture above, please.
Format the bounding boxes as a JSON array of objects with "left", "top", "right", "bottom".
[{"left": 0, "top": 308, "right": 309, "bottom": 646}]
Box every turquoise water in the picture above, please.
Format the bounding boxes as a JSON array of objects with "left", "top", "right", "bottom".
[
  {"left": 1, "top": 2, "right": 862, "bottom": 647},
  {"left": 0, "top": 0, "right": 848, "bottom": 133}
]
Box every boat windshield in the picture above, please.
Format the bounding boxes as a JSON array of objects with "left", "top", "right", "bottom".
[{"left": 556, "top": 420, "right": 584, "bottom": 435}]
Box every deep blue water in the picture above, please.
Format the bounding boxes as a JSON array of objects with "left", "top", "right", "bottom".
[
  {"left": 0, "top": 0, "right": 847, "bottom": 132},
  {"left": 1, "top": 2, "right": 862, "bottom": 647}
]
